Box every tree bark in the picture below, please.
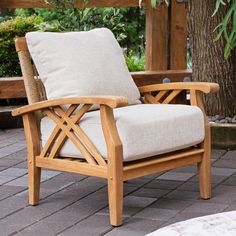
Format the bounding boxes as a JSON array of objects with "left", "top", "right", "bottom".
[{"left": 189, "top": 0, "right": 236, "bottom": 116}]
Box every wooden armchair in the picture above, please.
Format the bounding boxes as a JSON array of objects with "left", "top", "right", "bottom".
[{"left": 13, "top": 30, "right": 219, "bottom": 226}]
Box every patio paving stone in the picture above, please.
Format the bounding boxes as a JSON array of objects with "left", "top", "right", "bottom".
[
  {"left": 156, "top": 172, "right": 195, "bottom": 181},
  {"left": 182, "top": 201, "right": 228, "bottom": 214},
  {"left": 145, "top": 180, "right": 183, "bottom": 190},
  {"left": 104, "top": 218, "right": 164, "bottom": 236},
  {"left": 221, "top": 150, "right": 236, "bottom": 160},
  {"left": 150, "top": 198, "right": 194, "bottom": 211},
  {"left": 213, "top": 159, "right": 236, "bottom": 169},
  {"left": 133, "top": 207, "right": 179, "bottom": 221},
  {"left": 166, "top": 189, "right": 200, "bottom": 200},
  {"left": 130, "top": 187, "right": 169, "bottom": 199},
  {"left": 0, "top": 128, "right": 235, "bottom": 235}
]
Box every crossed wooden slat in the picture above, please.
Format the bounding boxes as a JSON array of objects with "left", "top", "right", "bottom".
[
  {"left": 144, "top": 90, "right": 183, "bottom": 104},
  {"left": 40, "top": 104, "right": 107, "bottom": 166}
]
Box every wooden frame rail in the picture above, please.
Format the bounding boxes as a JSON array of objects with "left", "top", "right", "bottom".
[{"left": 0, "top": 0, "right": 144, "bottom": 8}]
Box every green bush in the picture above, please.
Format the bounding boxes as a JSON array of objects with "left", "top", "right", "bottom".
[
  {"left": 0, "top": 10, "right": 145, "bottom": 77},
  {"left": 15, "top": 7, "right": 145, "bottom": 51},
  {"left": 0, "top": 16, "right": 42, "bottom": 77},
  {"left": 0, "top": 16, "right": 64, "bottom": 77},
  {"left": 125, "top": 50, "right": 145, "bottom": 72}
]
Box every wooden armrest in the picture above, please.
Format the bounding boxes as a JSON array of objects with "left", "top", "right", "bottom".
[
  {"left": 12, "top": 96, "right": 128, "bottom": 116},
  {"left": 139, "top": 82, "right": 219, "bottom": 94}
]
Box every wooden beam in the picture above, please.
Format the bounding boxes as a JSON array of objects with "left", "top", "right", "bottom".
[
  {"left": 131, "top": 70, "right": 192, "bottom": 87},
  {"left": 0, "top": 0, "right": 144, "bottom": 8},
  {"left": 0, "top": 71, "right": 192, "bottom": 100},
  {"left": 145, "top": 1, "right": 168, "bottom": 70},
  {"left": 0, "top": 77, "right": 26, "bottom": 99},
  {"left": 170, "top": 1, "right": 187, "bottom": 69}
]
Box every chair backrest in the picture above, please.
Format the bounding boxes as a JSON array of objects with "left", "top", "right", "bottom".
[{"left": 15, "top": 37, "right": 47, "bottom": 105}]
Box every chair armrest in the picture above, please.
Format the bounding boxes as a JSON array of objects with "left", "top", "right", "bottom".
[
  {"left": 139, "top": 82, "right": 219, "bottom": 94},
  {"left": 12, "top": 96, "right": 128, "bottom": 116}
]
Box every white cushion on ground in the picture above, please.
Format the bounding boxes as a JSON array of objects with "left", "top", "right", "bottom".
[
  {"left": 40, "top": 104, "right": 205, "bottom": 162},
  {"left": 26, "top": 28, "right": 140, "bottom": 106}
]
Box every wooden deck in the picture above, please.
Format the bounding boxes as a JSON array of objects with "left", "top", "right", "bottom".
[{"left": 0, "top": 128, "right": 235, "bottom": 235}]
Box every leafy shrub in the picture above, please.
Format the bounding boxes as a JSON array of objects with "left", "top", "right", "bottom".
[
  {"left": 0, "top": 16, "right": 42, "bottom": 77},
  {"left": 0, "top": 16, "right": 64, "bottom": 77},
  {"left": 15, "top": 7, "right": 145, "bottom": 51},
  {"left": 125, "top": 50, "right": 145, "bottom": 72},
  {"left": 0, "top": 9, "right": 145, "bottom": 77}
]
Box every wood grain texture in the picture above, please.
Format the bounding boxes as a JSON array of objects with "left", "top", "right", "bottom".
[
  {"left": 131, "top": 70, "right": 192, "bottom": 86},
  {"left": 22, "top": 113, "right": 41, "bottom": 205},
  {"left": 0, "top": 0, "right": 143, "bottom": 8},
  {"left": 100, "top": 105, "right": 123, "bottom": 226},
  {"left": 12, "top": 96, "right": 128, "bottom": 116},
  {"left": 170, "top": 1, "right": 188, "bottom": 69},
  {"left": 145, "top": 1, "right": 168, "bottom": 70},
  {"left": 15, "top": 37, "right": 28, "bottom": 52},
  {"left": 139, "top": 82, "right": 219, "bottom": 94},
  {"left": 36, "top": 157, "right": 107, "bottom": 178},
  {"left": 189, "top": 0, "right": 236, "bottom": 116},
  {"left": 0, "top": 77, "right": 26, "bottom": 99}
]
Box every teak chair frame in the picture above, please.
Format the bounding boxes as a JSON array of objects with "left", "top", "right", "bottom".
[{"left": 13, "top": 37, "right": 219, "bottom": 226}]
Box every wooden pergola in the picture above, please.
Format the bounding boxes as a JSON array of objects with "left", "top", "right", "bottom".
[{"left": 0, "top": 0, "right": 191, "bottom": 99}]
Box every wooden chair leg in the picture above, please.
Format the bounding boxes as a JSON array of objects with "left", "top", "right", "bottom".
[
  {"left": 100, "top": 105, "right": 124, "bottom": 226},
  {"left": 108, "top": 174, "right": 123, "bottom": 226},
  {"left": 28, "top": 160, "right": 41, "bottom": 205},
  {"left": 23, "top": 113, "right": 41, "bottom": 205},
  {"left": 198, "top": 124, "right": 211, "bottom": 199}
]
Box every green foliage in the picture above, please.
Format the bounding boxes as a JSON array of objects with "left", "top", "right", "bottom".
[
  {"left": 15, "top": 7, "right": 145, "bottom": 50},
  {"left": 0, "top": 16, "right": 64, "bottom": 77},
  {"left": 125, "top": 50, "right": 145, "bottom": 72},
  {"left": 0, "top": 16, "right": 42, "bottom": 77},
  {"left": 139, "top": 0, "right": 169, "bottom": 7},
  {"left": 214, "top": 0, "right": 236, "bottom": 59}
]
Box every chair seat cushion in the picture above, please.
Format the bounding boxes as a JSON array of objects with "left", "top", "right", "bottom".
[{"left": 40, "top": 104, "right": 205, "bottom": 162}]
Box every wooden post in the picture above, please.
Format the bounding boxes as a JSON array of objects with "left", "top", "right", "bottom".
[
  {"left": 170, "top": 0, "right": 188, "bottom": 104},
  {"left": 170, "top": 0, "right": 188, "bottom": 70},
  {"left": 145, "top": 1, "right": 169, "bottom": 70}
]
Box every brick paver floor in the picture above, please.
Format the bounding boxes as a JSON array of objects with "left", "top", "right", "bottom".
[{"left": 0, "top": 128, "right": 235, "bottom": 236}]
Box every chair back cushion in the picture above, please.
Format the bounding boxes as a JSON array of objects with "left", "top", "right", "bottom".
[{"left": 26, "top": 28, "right": 141, "bottom": 105}]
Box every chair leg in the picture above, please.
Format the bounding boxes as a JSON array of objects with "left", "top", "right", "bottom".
[
  {"left": 28, "top": 157, "right": 41, "bottom": 205},
  {"left": 108, "top": 175, "right": 123, "bottom": 226},
  {"left": 198, "top": 124, "right": 211, "bottom": 199}
]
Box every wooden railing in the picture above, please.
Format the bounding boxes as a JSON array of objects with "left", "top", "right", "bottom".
[{"left": 0, "top": 71, "right": 192, "bottom": 100}]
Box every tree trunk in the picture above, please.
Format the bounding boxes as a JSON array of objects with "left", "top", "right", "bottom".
[{"left": 189, "top": 0, "right": 236, "bottom": 117}]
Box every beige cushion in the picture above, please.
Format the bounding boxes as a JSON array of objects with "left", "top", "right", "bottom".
[
  {"left": 26, "top": 28, "right": 140, "bottom": 106},
  {"left": 40, "top": 104, "right": 205, "bottom": 162}
]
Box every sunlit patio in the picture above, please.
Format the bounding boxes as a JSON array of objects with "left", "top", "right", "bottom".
[{"left": 0, "top": 128, "right": 235, "bottom": 235}]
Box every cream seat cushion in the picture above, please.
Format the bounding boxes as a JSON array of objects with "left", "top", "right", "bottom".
[
  {"left": 40, "top": 104, "right": 205, "bottom": 162},
  {"left": 26, "top": 28, "right": 140, "bottom": 105}
]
